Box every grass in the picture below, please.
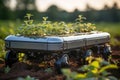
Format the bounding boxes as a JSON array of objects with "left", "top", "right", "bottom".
[
  {"left": 97, "top": 22, "right": 120, "bottom": 37},
  {"left": 0, "top": 21, "right": 120, "bottom": 58},
  {"left": 96, "top": 22, "right": 120, "bottom": 46},
  {"left": 0, "top": 20, "right": 21, "bottom": 58}
]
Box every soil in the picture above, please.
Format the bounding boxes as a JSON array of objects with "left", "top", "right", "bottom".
[{"left": 0, "top": 47, "right": 120, "bottom": 80}]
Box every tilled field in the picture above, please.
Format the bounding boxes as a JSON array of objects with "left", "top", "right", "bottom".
[{"left": 0, "top": 47, "right": 120, "bottom": 80}]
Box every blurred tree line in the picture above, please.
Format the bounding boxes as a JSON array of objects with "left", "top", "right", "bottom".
[{"left": 0, "top": 0, "right": 120, "bottom": 22}]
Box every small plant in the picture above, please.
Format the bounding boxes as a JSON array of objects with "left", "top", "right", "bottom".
[
  {"left": 112, "top": 59, "right": 120, "bottom": 66},
  {"left": 24, "top": 13, "right": 34, "bottom": 25},
  {"left": 17, "top": 13, "right": 97, "bottom": 37},
  {"left": 74, "top": 15, "right": 96, "bottom": 32},
  {"left": 62, "top": 58, "right": 118, "bottom": 80},
  {"left": 45, "top": 67, "right": 53, "bottom": 73},
  {"left": 17, "top": 75, "right": 38, "bottom": 80},
  {"left": 4, "top": 66, "right": 11, "bottom": 73},
  {"left": 75, "top": 15, "right": 86, "bottom": 23}
]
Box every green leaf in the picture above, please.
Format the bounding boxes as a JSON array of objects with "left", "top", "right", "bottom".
[
  {"left": 86, "top": 71, "right": 95, "bottom": 77},
  {"left": 25, "top": 13, "right": 33, "bottom": 20},
  {"left": 99, "top": 64, "right": 118, "bottom": 73},
  {"left": 45, "top": 68, "right": 53, "bottom": 73},
  {"left": 4, "top": 66, "right": 11, "bottom": 73}
]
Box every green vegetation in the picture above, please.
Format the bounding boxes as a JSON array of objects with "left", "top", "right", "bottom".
[
  {"left": 17, "top": 14, "right": 96, "bottom": 37},
  {"left": 0, "top": 20, "right": 21, "bottom": 59},
  {"left": 97, "top": 22, "right": 120, "bottom": 46},
  {"left": 17, "top": 75, "right": 38, "bottom": 80},
  {"left": 4, "top": 66, "right": 11, "bottom": 73},
  {"left": 62, "top": 58, "right": 118, "bottom": 80},
  {"left": 0, "top": 16, "right": 120, "bottom": 59}
]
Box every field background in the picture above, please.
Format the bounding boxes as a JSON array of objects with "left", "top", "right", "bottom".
[{"left": 0, "top": 0, "right": 120, "bottom": 79}]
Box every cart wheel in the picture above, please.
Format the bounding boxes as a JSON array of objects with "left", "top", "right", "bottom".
[
  {"left": 102, "top": 44, "right": 112, "bottom": 61},
  {"left": 55, "top": 54, "right": 69, "bottom": 74},
  {"left": 5, "top": 50, "right": 18, "bottom": 67},
  {"left": 83, "top": 49, "right": 93, "bottom": 64}
]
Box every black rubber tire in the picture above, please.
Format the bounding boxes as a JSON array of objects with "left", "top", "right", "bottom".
[
  {"left": 102, "top": 45, "right": 112, "bottom": 61},
  {"left": 82, "top": 49, "right": 93, "bottom": 64},
  {"left": 5, "top": 51, "right": 18, "bottom": 67},
  {"left": 55, "top": 54, "right": 69, "bottom": 74},
  {"left": 102, "top": 52, "right": 111, "bottom": 61}
]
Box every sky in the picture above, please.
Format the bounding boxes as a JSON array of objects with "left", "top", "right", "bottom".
[
  {"left": 35, "top": 0, "right": 120, "bottom": 12},
  {"left": 10, "top": 0, "right": 120, "bottom": 12}
]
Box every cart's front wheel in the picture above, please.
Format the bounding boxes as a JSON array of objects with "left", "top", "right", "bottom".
[
  {"left": 83, "top": 49, "right": 93, "bottom": 64},
  {"left": 5, "top": 50, "right": 18, "bottom": 67},
  {"left": 55, "top": 54, "right": 69, "bottom": 74}
]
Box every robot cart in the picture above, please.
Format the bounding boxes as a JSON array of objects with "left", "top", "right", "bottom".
[{"left": 4, "top": 31, "right": 112, "bottom": 69}]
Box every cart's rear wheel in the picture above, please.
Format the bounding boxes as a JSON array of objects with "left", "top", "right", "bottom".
[
  {"left": 102, "top": 44, "right": 112, "bottom": 61},
  {"left": 5, "top": 50, "right": 18, "bottom": 67}
]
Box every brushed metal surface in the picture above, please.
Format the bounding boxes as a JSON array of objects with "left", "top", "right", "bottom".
[{"left": 5, "top": 32, "right": 110, "bottom": 51}]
